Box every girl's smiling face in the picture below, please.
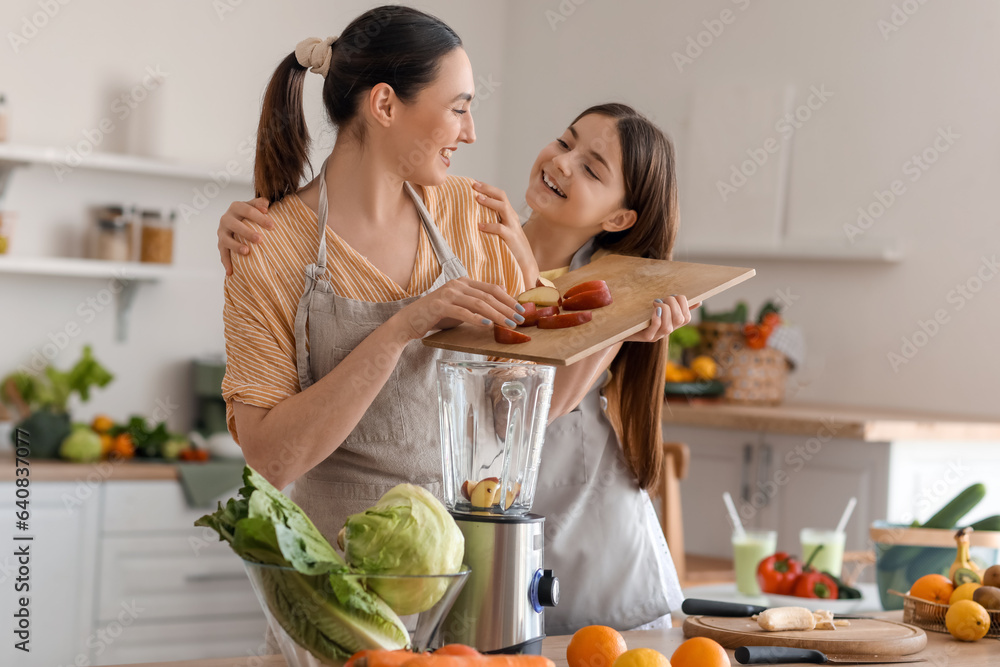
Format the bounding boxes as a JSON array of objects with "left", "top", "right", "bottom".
[{"left": 525, "top": 113, "right": 637, "bottom": 234}]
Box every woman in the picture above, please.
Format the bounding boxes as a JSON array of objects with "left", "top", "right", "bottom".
[
  {"left": 221, "top": 98, "right": 693, "bottom": 631},
  {"left": 220, "top": 5, "right": 680, "bottom": 554}
]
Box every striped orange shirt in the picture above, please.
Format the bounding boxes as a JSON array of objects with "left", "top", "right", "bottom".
[{"left": 222, "top": 175, "right": 526, "bottom": 440}]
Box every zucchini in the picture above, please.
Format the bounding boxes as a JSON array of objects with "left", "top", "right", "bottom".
[
  {"left": 969, "top": 515, "right": 1000, "bottom": 532},
  {"left": 922, "top": 483, "right": 986, "bottom": 529}
]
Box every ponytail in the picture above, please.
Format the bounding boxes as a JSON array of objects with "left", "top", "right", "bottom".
[{"left": 254, "top": 52, "right": 311, "bottom": 204}]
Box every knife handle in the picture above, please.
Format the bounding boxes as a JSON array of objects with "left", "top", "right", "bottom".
[
  {"left": 735, "top": 646, "right": 828, "bottom": 664},
  {"left": 681, "top": 598, "right": 768, "bottom": 617}
]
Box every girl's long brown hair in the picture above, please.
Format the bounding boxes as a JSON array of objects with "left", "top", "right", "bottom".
[
  {"left": 253, "top": 6, "right": 462, "bottom": 203},
  {"left": 571, "top": 103, "right": 680, "bottom": 491}
]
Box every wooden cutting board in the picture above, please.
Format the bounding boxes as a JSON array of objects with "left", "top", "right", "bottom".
[
  {"left": 683, "top": 615, "right": 927, "bottom": 656},
  {"left": 422, "top": 254, "right": 755, "bottom": 365}
]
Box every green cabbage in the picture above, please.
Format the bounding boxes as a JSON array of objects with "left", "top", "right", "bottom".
[
  {"left": 59, "top": 424, "right": 102, "bottom": 462},
  {"left": 341, "top": 484, "right": 464, "bottom": 615}
]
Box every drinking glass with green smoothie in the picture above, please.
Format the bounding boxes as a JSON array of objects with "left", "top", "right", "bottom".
[{"left": 732, "top": 530, "right": 777, "bottom": 596}]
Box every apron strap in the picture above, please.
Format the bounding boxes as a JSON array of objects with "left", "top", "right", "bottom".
[
  {"left": 404, "top": 182, "right": 467, "bottom": 280},
  {"left": 315, "top": 160, "right": 330, "bottom": 272}
]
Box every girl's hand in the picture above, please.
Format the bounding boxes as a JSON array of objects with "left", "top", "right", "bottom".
[
  {"left": 391, "top": 277, "right": 527, "bottom": 341},
  {"left": 472, "top": 180, "right": 540, "bottom": 288},
  {"left": 218, "top": 197, "right": 275, "bottom": 275},
  {"left": 624, "top": 295, "right": 701, "bottom": 343}
]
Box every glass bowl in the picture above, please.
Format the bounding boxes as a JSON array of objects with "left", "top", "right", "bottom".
[{"left": 243, "top": 561, "right": 470, "bottom": 667}]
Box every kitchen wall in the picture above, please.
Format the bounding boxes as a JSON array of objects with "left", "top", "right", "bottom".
[
  {"left": 496, "top": 0, "right": 999, "bottom": 417},
  {"left": 2, "top": 0, "right": 996, "bottom": 430},
  {"left": 0, "top": 0, "right": 510, "bottom": 430}
]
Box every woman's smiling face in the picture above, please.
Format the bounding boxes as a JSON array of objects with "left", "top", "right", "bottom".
[
  {"left": 385, "top": 47, "right": 477, "bottom": 186},
  {"left": 525, "top": 113, "right": 635, "bottom": 233}
]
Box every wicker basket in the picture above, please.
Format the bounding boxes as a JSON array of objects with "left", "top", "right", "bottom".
[
  {"left": 891, "top": 590, "right": 1000, "bottom": 639},
  {"left": 697, "top": 322, "right": 788, "bottom": 405}
]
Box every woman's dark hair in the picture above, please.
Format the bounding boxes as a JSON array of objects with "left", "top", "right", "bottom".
[
  {"left": 571, "top": 103, "right": 680, "bottom": 491},
  {"left": 254, "top": 6, "right": 463, "bottom": 203}
]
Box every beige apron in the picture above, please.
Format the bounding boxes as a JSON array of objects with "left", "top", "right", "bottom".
[
  {"left": 288, "top": 164, "right": 473, "bottom": 542},
  {"left": 531, "top": 239, "right": 682, "bottom": 635}
]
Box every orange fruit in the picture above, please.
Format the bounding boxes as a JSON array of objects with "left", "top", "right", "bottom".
[
  {"left": 670, "top": 637, "right": 728, "bottom": 667},
  {"left": 567, "top": 625, "right": 628, "bottom": 667},
  {"left": 910, "top": 573, "right": 954, "bottom": 604},
  {"left": 611, "top": 648, "right": 670, "bottom": 667},
  {"left": 945, "top": 599, "right": 990, "bottom": 641},
  {"left": 91, "top": 414, "right": 114, "bottom": 434}
]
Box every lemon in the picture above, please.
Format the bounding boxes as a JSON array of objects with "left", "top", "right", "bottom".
[
  {"left": 690, "top": 355, "right": 718, "bottom": 380},
  {"left": 949, "top": 582, "right": 982, "bottom": 606},
  {"left": 612, "top": 648, "right": 671, "bottom": 667},
  {"left": 945, "top": 599, "right": 990, "bottom": 641}
]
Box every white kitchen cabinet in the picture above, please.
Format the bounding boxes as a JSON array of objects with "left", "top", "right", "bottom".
[
  {"left": 0, "top": 482, "right": 100, "bottom": 667},
  {"left": 0, "top": 477, "right": 265, "bottom": 667}
]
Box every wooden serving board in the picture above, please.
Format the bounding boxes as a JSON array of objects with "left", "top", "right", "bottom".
[
  {"left": 682, "top": 615, "right": 927, "bottom": 656},
  {"left": 422, "top": 254, "right": 755, "bottom": 365}
]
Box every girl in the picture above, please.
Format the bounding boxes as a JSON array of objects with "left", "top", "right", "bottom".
[{"left": 219, "top": 102, "right": 693, "bottom": 632}]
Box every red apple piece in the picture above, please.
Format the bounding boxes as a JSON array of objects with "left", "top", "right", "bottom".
[
  {"left": 563, "top": 280, "right": 608, "bottom": 300},
  {"left": 516, "top": 285, "right": 561, "bottom": 308},
  {"left": 561, "top": 287, "right": 613, "bottom": 311},
  {"left": 537, "top": 311, "right": 593, "bottom": 329},
  {"left": 535, "top": 276, "right": 557, "bottom": 289},
  {"left": 519, "top": 302, "right": 539, "bottom": 327},
  {"left": 536, "top": 305, "right": 559, "bottom": 318},
  {"left": 494, "top": 326, "right": 532, "bottom": 344},
  {"left": 460, "top": 480, "right": 477, "bottom": 501},
  {"left": 470, "top": 479, "right": 500, "bottom": 508}
]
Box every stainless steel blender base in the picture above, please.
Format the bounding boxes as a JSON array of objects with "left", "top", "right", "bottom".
[{"left": 440, "top": 513, "right": 558, "bottom": 653}]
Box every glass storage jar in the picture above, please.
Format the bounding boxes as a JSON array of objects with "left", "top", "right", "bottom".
[
  {"left": 93, "top": 206, "right": 131, "bottom": 262},
  {"left": 139, "top": 208, "right": 175, "bottom": 264}
]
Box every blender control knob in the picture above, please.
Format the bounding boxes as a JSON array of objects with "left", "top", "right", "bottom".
[{"left": 538, "top": 569, "right": 559, "bottom": 607}]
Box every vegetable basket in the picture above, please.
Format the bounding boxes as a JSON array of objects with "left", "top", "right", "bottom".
[
  {"left": 697, "top": 323, "right": 787, "bottom": 405},
  {"left": 243, "top": 561, "right": 470, "bottom": 667},
  {"left": 890, "top": 590, "right": 1000, "bottom": 638},
  {"left": 870, "top": 522, "right": 1000, "bottom": 611}
]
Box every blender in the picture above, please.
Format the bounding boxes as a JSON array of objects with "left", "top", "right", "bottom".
[{"left": 436, "top": 360, "right": 559, "bottom": 654}]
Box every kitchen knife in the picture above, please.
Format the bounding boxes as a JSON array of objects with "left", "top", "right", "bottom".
[
  {"left": 735, "top": 646, "right": 927, "bottom": 664},
  {"left": 681, "top": 598, "right": 874, "bottom": 620}
]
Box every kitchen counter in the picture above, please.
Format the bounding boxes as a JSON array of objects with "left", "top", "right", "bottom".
[
  {"left": 0, "top": 450, "right": 180, "bottom": 481},
  {"left": 106, "top": 612, "right": 999, "bottom": 667},
  {"left": 661, "top": 400, "right": 1000, "bottom": 441}
]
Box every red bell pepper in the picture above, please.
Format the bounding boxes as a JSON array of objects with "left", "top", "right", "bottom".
[
  {"left": 792, "top": 570, "right": 839, "bottom": 599},
  {"left": 756, "top": 552, "right": 803, "bottom": 595}
]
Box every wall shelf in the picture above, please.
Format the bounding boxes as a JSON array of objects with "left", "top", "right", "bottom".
[
  {"left": 0, "top": 256, "right": 216, "bottom": 341},
  {"left": 0, "top": 143, "right": 252, "bottom": 197},
  {"left": 675, "top": 238, "right": 902, "bottom": 263}
]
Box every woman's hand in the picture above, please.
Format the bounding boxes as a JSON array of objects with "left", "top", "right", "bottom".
[
  {"left": 218, "top": 197, "right": 275, "bottom": 275},
  {"left": 624, "top": 295, "right": 701, "bottom": 343},
  {"left": 472, "top": 180, "right": 540, "bottom": 289},
  {"left": 390, "top": 277, "right": 527, "bottom": 341}
]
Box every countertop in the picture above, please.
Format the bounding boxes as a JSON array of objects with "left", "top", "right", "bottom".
[
  {"left": 661, "top": 400, "right": 1000, "bottom": 441},
  {"left": 107, "top": 611, "right": 998, "bottom": 667},
  {"left": 0, "top": 450, "right": 182, "bottom": 481}
]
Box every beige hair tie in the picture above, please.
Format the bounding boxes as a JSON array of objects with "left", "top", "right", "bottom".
[{"left": 295, "top": 36, "right": 337, "bottom": 77}]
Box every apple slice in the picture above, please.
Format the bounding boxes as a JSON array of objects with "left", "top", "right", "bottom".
[
  {"left": 516, "top": 285, "right": 561, "bottom": 308},
  {"left": 563, "top": 280, "right": 608, "bottom": 300},
  {"left": 470, "top": 478, "right": 500, "bottom": 508},
  {"left": 494, "top": 325, "right": 532, "bottom": 344},
  {"left": 460, "top": 480, "right": 477, "bottom": 501},
  {"left": 538, "top": 311, "right": 593, "bottom": 329},
  {"left": 519, "top": 302, "right": 539, "bottom": 327},
  {"left": 561, "top": 287, "right": 613, "bottom": 311},
  {"left": 535, "top": 305, "right": 559, "bottom": 318},
  {"left": 502, "top": 482, "right": 522, "bottom": 510},
  {"left": 536, "top": 276, "right": 557, "bottom": 289}
]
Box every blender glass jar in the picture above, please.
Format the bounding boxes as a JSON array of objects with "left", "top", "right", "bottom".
[{"left": 437, "top": 360, "right": 554, "bottom": 516}]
